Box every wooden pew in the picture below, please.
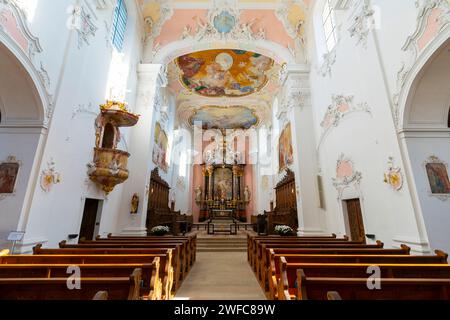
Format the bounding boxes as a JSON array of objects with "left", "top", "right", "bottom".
[
  {"left": 88, "top": 237, "right": 195, "bottom": 270},
  {"left": 250, "top": 238, "right": 360, "bottom": 270},
  {"left": 58, "top": 241, "right": 187, "bottom": 285},
  {"left": 254, "top": 241, "right": 386, "bottom": 282},
  {"left": 33, "top": 245, "right": 182, "bottom": 293},
  {"left": 104, "top": 233, "right": 197, "bottom": 264},
  {"left": 0, "top": 253, "right": 174, "bottom": 300},
  {"left": 256, "top": 243, "right": 409, "bottom": 289},
  {"left": 294, "top": 270, "right": 450, "bottom": 300},
  {"left": 0, "top": 268, "right": 142, "bottom": 300},
  {"left": 0, "top": 261, "right": 162, "bottom": 300},
  {"left": 267, "top": 249, "right": 448, "bottom": 299},
  {"left": 246, "top": 234, "right": 343, "bottom": 262}
]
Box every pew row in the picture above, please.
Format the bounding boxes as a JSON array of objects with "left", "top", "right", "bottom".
[
  {"left": 267, "top": 249, "right": 448, "bottom": 299},
  {"left": 278, "top": 258, "right": 450, "bottom": 300},
  {"left": 33, "top": 245, "right": 181, "bottom": 294},
  {"left": 295, "top": 272, "right": 450, "bottom": 300},
  {"left": 0, "top": 269, "right": 142, "bottom": 300},
  {"left": 57, "top": 241, "right": 187, "bottom": 287},
  {"left": 254, "top": 241, "right": 387, "bottom": 284},
  {"left": 0, "top": 253, "right": 173, "bottom": 300}
]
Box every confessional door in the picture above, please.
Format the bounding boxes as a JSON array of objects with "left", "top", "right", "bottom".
[
  {"left": 345, "top": 199, "right": 366, "bottom": 243},
  {"left": 79, "top": 198, "right": 102, "bottom": 241}
]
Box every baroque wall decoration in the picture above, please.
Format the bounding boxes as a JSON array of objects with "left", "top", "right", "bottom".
[
  {"left": 348, "top": 0, "right": 375, "bottom": 48},
  {"left": 0, "top": 155, "right": 21, "bottom": 200},
  {"left": 40, "top": 158, "right": 61, "bottom": 193},
  {"left": 318, "top": 48, "right": 337, "bottom": 77},
  {"left": 383, "top": 156, "right": 404, "bottom": 191},
  {"left": 392, "top": 0, "right": 450, "bottom": 127},
  {"left": 332, "top": 153, "right": 362, "bottom": 200},
  {"left": 275, "top": 0, "right": 309, "bottom": 63},
  {"left": 176, "top": 176, "right": 186, "bottom": 192},
  {"left": 178, "top": 0, "right": 266, "bottom": 43},
  {"left": 67, "top": 3, "right": 99, "bottom": 49},
  {"left": 0, "top": 0, "right": 54, "bottom": 126},
  {"left": 318, "top": 94, "right": 372, "bottom": 146},
  {"left": 423, "top": 155, "right": 450, "bottom": 201}
]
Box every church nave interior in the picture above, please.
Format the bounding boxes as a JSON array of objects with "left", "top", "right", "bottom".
[{"left": 0, "top": 0, "right": 450, "bottom": 303}]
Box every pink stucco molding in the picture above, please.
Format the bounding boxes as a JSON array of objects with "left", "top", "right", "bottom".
[{"left": 0, "top": 9, "right": 29, "bottom": 53}]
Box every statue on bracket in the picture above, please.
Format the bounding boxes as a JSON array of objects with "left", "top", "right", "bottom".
[
  {"left": 130, "top": 193, "right": 139, "bottom": 214},
  {"left": 244, "top": 185, "right": 252, "bottom": 203},
  {"left": 195, "top": 186, "right": 203, "bottom": 203}
]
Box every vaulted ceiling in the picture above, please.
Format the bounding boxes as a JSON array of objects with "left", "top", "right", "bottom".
[{"left": 138, "top": 0, "right": 312, "bottom": 130}]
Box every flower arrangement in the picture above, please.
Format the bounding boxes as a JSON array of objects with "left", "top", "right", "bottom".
[
  {"left": 150, "top": 226, "right": 170, "bottom": 236},
  {"left": 275, "top": 225, "right": 295, "bottom": 236}
]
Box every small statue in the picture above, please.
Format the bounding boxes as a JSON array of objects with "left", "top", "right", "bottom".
[
  {"left": 130, "top": 193, "right": 139, "bottom": 214},
  {"left": 244, "top": 186, "right": 251, "bottom": 203},
  {"left": 195, "top": 186, "right": 203, "bottom": 203}
]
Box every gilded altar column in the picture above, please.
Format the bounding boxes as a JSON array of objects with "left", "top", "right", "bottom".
[
  {"left": 232, "top": 165, "right": 240, "bottom": 200},
  {"left": 207, "top": 165, "right": 214, "bottom": 200}
]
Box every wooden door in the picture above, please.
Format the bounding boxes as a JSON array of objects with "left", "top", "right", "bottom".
[
  {"left": 79, "top": 199, "right": 100, "bottom": 241},
  {"left": 345, "top": 199, "right": 366, "bottom": 243}
]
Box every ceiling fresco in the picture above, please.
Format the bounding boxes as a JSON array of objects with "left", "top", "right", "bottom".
[
  {"left": 176, "top": 49, "right": 275, "bottom": 97},
  {"left": 190, "top": 106, "right": 259, "bottom": 129}
]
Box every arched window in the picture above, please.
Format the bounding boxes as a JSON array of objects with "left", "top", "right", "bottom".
[
  {"left": 102, "top": 123, "right": 115, "bottom": 149},
  {"left": 111, "top": 0, "right": 128, "bottom": 52},
  {"left": 322, "top": 0, "right": 337, "bottom": 52}
]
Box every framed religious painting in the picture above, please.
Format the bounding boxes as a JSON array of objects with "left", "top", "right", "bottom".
[
  {"left": 0, "top": 156, "right": 21, "bottom": 200},
  {"left": 278, "top": 122, "right": 294, "bottom": 172},
  {"left": 423, "top": 155, "right": 450, "bottom": 201}
]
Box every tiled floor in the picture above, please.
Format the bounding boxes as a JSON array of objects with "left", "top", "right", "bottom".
[{"left": 174, "top": 251, "right": 266, "bottom": 300}]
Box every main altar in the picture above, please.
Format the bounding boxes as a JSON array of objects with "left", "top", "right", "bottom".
[{"left": 195, "top": 134, "right": 251, "bottom": 222}]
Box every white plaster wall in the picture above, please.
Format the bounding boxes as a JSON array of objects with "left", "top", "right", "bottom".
[
  {"left": 404, "top": 136, "right": 450, "bottom": 253},
  {"left": 12, "top": 0, "right": 144, "bottom": 250},
  {"left": 0, "top": 131, "right": 41, "bottom": 250},
  {"left": 307, "top": 0, "right": 430, "bottom": 251}
]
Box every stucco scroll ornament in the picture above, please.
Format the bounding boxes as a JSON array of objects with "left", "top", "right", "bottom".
[
  {"left": 177, "top": 176, "right": 186, "bottom": 192},
  {"left": 67, "top": 4, "right": 98, "bottom": 49},
  {"left": 422, "top": 155, "right": 450, "bottom": 201},
  {"left": 318, "top": 48, "right": 337, "bottom": 77},
  {"left": 392, "top": 0, "right": 450, "bottom": 127},
  {"left": 383, "top": 157, "right": 404, "bottom": 192},
  {"left": 348, "top": 0, "right": 376, "bottom": 48},
  {"left": 0, "top": 156, "right": 21, "bottom": 201},
  {"left": 318, "top": 95, "right": 372, "bottom": 147},
  {"left": 40, "top": 158, "right": 61, "bottom": 193},
  {"left": 332, "top": 154, "right": 362, "bottom": 200},
  {"left": 183, "top": 1, "right": 266, "bottom": 43}
]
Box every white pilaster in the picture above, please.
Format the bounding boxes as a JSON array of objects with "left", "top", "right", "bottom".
[
  {"left": 283, "top": 64, "right": 325, "bottom": 236},
  {"left": 118, "top": 63, "right": 165, "bottom": 236}
]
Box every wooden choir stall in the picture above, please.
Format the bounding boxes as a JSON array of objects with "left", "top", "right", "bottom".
[
  {"left": 260, "top": 169, "right": 298, "bottom": 234},
  {"left": 146, "top": 168, "right": 192, "bottom": 235}
]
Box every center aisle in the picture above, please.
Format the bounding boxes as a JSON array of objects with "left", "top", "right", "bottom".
[{"left": 175, "top": 233, "right": 266, "bottom": 300}]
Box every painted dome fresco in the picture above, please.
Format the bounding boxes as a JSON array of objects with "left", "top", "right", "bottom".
[
  {"left": 176, "top": 49, "right": 275, "bottom": 97},
  {"left": 190, "top": 106, "right": 259, "bottom": 130}
]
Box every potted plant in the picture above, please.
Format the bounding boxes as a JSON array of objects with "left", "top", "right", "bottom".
[
  {"left": 274, "top": 225, "right": 295, "bottom": 236},
  {"left": 150, "top": 226, "right": 170, "bottom": 236}
]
